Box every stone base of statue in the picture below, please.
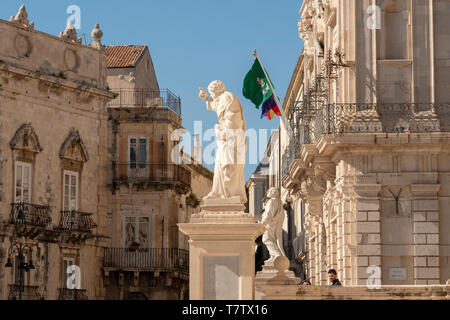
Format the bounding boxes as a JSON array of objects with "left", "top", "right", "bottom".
[
  {"left": 257, "top": 257, "right": 297, "bottom": 280},
  {"left": 255, "top": 256, "right": 298, "bottom": 300},
  {"left": 178, "top": 197, "right": 265, "bottom": 300}
]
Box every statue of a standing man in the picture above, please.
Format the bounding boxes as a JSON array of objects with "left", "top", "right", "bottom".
[
  {"left": 262, "top": 187, "right": 285, "bottom": 263},
  {"left": 199, "top": 80, "right": 247, "bottom": 203}
]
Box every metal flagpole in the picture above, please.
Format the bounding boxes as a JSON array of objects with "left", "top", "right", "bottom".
[{"left": 253, "top": 49, "right": 294, "bottom": 140}]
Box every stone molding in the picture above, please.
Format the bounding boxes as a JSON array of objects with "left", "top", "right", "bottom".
[
  {"left": 0, "top": 61, "right": 116, "bottom": 100},
  {"left": 410, "top": 184, "right": 441, "bottom": 198},
  {"left": 9, "top": 122, "right": 43, "bottom": 153},
  {"left": 59, "top": 128, "right": 89, "bottom": 163},
  {"left": 190, "top": 197, "right": 254, "bottom": 224},
  {"left": 353, "top": 184, "right": 382, "bottom": 198}
]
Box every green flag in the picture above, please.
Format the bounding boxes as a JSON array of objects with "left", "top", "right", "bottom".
[{"left": 243, "top": 59, "right": 274, "bottom": 109}]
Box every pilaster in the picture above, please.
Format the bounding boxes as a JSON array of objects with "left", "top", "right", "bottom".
[
  {"left": 411, "top": 184, "right": 441, "bottom": 285},
  {"left": 353, "top": 184, "right": 382, "bottom": 286}
]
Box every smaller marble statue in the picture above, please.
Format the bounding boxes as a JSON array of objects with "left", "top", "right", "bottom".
[{"left": 261, "top": 187, "right": 285, "bottom": 263}]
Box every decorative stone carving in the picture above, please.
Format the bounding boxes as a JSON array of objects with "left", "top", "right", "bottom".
[
  {"left": 10, "top": 123, "right": 43, "bottom": 153},
  {"left": 90, "top": 23, "right": 104, "bottom": 49},
  {"left": 314, "top": 163, "right": 336, "bottom": 185},
  {"left": 302, "top": 175, "right": 326, "bottom": 197},
  {"left": 59, "top": 21, "right": 82, "bottom": 44},
  {"left": 9, "top": 5, "right": 34, "bottom": 29},
  {"left": 64, "top": 48, "right": 80, "bottom": 72},
  {"left": 14, "top": 34, "right": 32, "bottom": 57},
  {"left": 261, "top": 188, "right": 285, "bottom": 264},
  {"left": 59, "top": 129, "right": 89, "bottom": 163},
  {"left": 199, "top": 80, "right": 247, "bottom": 203}
]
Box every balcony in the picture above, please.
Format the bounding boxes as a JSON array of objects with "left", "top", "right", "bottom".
[
  {"left": 103, "top": 248, "right": 189, "bottom": 274},
  {"left": 57, "top": 210, "right": 97, "bottom": 233},
  {"left": 113, "top": 163, "right": 191, "bottom": 188},
  {"left": 107, "top": 89, "right": 181, "bottom": 116},
  {"left": 282, "top": 102, "right": 450, "bottom": 179},
  {"left": 58, "top": 288, "right": 88, "bottom": 300},
  {"left": 10, "top": 203, "right": 52, "bottom": 228},
  {"left": 8, "top": 284, "right": 41, "bottom": 300}
]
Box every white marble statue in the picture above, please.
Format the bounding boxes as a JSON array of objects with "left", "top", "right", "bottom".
[
  {"left": 261, "top": 187, "right": 285, "bottom": 263},
  {"left": 199, "top": 80, "right": 247, "bottom": 203}
]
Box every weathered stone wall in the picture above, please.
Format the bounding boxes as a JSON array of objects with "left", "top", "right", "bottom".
[
  {"left": 0, "top": 12, "right": 113, "bottom": 300},
  {"left": 0, "top": 20, "right": 108, "bottom": 91}
]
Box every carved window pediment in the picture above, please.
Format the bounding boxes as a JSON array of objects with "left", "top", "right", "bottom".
[
  {"left": 59, "top": 129, "right": 89, "bottom": 163},
  {"left": 10, "top": 123, "right": 43, "bottom": 153}
]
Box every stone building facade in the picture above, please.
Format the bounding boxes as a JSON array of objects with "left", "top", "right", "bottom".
[
  {"left": 103, "top": 45, "right": 212, "bottom": 300},
  {"left": 0, "top": 6, "right": 212, "bottom": 300},
  {"left": 0, "top": 6, "right": 114, "bottom": 300},
  {"left": 280, "top": 0, "right": 450, "bottom": 286}
]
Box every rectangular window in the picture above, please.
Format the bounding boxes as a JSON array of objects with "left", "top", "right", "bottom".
[
  {"left": 123, "top": 216, "right": 151, "bottom": 248},
  {"left": 128, "top": 136, "right": 148, "bottom": 177},
  {"left": 63, "top": 171, "right": 78, "bottom": 211},
  {"left": 129, "top": 138, "right": 137, "bottom": 169},
  {"left": 15, "top": 161, "right": 31, "bottom": 203},
  {"left": 63, "top": 257, "right": 75, "bottom": 288}
]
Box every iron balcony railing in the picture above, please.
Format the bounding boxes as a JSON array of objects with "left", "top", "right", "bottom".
[
  {"left": 8, "top": 285, "right": 41, "bottom": 300},
  {"left": 10, "top": 203, "right": 52, "bottom": 228},
  {"left": 57, "top": 211, "right": 97, "bottom": 233},
  {"left": 114, "top": 163, "right": 191, "bottom": 187},
  {"left": 107, "top": 89, "right": 181, "bottom": 116},
  {"left": 282, "top": 102, "right": 450, "bottom": 179},
  {"left": 58, "top": 288, "right": 88, "bottom": 300},
  {"left": 104, "top": 248, "right": 189, "bottom": 273}
]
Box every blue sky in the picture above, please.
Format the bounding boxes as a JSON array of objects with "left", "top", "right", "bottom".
[{"left": 2, "top": 0, "right": 304, "bottom": 181}]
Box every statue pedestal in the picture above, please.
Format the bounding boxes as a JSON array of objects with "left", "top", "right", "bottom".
[
  {"left": 256, "top": 259, "right": 297, "bottom": 280},
  {"left": 255, "top": 256, "right": 298, "bottom": 300},
  {"left": 178, "top": 197, "right": 265, "bottom": 300}
]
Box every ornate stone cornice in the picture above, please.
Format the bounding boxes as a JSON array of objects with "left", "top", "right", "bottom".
[{"left": 0, "top": 61, "right": 116, "bottom": 100}]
